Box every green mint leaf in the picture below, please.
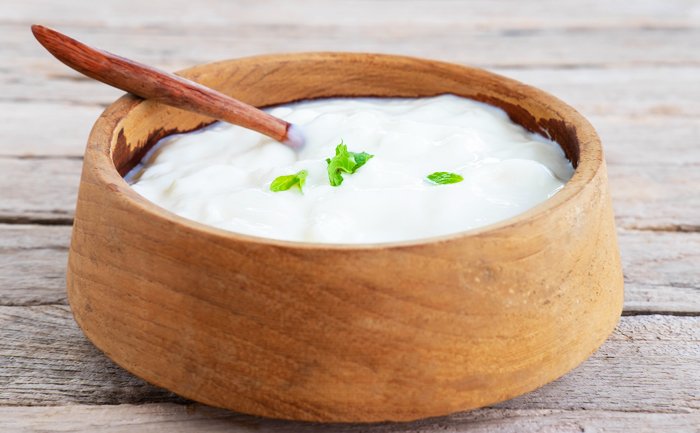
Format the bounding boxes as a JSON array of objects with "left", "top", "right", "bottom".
[
  {"left": 426, "top": 171, "right": 464, "bottom": 185},
  {"left": 349, "top": 151, "right": 374, "bottom": 172},
  {"left": 328, "top": 168, "right": 345, "bottom": 187},
  {"left": 326, "top": 141, "right": 374, "bottom": 186},
  {"left": 270, "top": 169, "right": 308, "bottom": 192}
]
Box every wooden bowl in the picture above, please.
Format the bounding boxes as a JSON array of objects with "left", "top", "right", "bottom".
[{"left": 67, "top": 53, "right": 623, "bottom": 422}]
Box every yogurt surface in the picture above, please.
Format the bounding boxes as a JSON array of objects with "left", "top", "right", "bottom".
[{"left": 128, "top": 95, "right": 574, "bottom": 244}]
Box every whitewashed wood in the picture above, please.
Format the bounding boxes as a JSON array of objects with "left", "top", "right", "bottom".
[
  {"left": 2, "top": 225, "right": 698, "bottom": 314},
  {"left": 592, "top": 116, "right": 700, "bottom": 167},
  {"left": 497, "top": 315, "right": 700, "bottom": 412},
  {"left": 609, "top": 165, "right": 700, "bottom": 231},
  {"left": 0, "top": 158, "right": 80, "bottom": 222},
  {"left": 0, "top": 307, "right": 697, "bottom": 411},
  {"left": 0, "top": 305, "right": 184, "bottom": 406},
  {"left": 619, "top": 230, "right": 700, "bottom": 314},
  {"left": 0, "top": 102, "right": 104, "bottom": 157},
  {"left": 500, "top": 67, "right": 700, "bottom": 118},
  {"left": 7, "top": 63, "right": 700, "bottom": 117},
  {"left": 5, "top": 0, "right": 698, "bottom": 29},
  {"left": 1, "top": 404, "right": 699, "bottom": 433},
  {"left": 619, "top": 230, "right": 700, "bottom": 312},
  {"left": 0, "top": 225, "right": 70, "bottom": 306},
  {"left": 6, "top": 22, "right": 700, "bottom": 71},
  {"left": 8, "top": 24, "right": 700, "bottom": 116},
  {"left": 5, "top": 65, "right": 700, "bottom": 164}
]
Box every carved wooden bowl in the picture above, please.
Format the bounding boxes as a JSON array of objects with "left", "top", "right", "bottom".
[{"left": 67, "top": 53, "right": 623, "bottom": 422}]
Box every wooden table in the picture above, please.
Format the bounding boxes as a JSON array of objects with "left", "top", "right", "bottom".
[{"left": 2, "top": 1, "right": 698, "bottom": 431}]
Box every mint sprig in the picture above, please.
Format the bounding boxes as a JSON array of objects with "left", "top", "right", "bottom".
[
  {"left": 326, "top": 141, "right": 374, "bottom": 186},
  {"left": 426, "top": 171, "right": 463, "bottom": 185},
  {"left": 270, "top": 169, "right": 308, "bottom": 192}
]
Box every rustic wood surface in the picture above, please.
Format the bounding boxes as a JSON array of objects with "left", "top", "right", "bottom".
[{"left": 1, "top": 0, "right": 698, "bottom": 431}]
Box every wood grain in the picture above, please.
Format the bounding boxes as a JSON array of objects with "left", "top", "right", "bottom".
[
  {"left": 4, "top": 0, "right": 697, "bottom": 29},
  {"left": 2, "top": 405, "right": 699, "bottom": 433},
  {"left": 5, "top": 22, "right": 700, "bottom": 69},
  {"left": 1, "top": 307, "right": 696, "bottom": 411},
  {"left": 0, "top": 225, "right": 70, "bottom": 306},
  {"left": 8, "top": 63, "right": 700, "bottom": 116},
  {"left": 0, "top": 102, "right": 102, "bottom": 157},
  {"left": 0, "top": 158, "right": 80, "bottom": 223},
  {"left": 609, "top": 165, "right": 700, "bottom": 231},
  {"left": 592, "top": 116, "right": 700, "bottom": 167},
  {"left": 7, "top": 66, "right": 700, "bottom": 119},
  {"left": 0, "top": 305, "right": 183, "bottom": 406},
  {"left": 64, "top": 52, "right": 623, "bottom": 422},
  {"left": 2, "top": 225, "right": 698, "bottom": 315},
  {"left": 619, "top": 231, "right": 700, "bottom": 314}
]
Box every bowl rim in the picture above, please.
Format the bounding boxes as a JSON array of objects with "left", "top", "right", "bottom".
[{"left": 87, "top": 52, "right": 603, "bottom": 251}]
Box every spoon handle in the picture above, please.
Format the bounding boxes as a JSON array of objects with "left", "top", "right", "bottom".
[{"left": 31, "top": 25, "right": 302, "bottom": 147}]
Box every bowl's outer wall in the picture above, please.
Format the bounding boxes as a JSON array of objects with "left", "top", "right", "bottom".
[{"left": 66, "top": 53, "right": 624, "bottom": 422}]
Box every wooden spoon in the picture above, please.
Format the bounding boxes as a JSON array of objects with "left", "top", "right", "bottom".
[{"left": 30, "top": 24, "right": 305, "bottom": 149}]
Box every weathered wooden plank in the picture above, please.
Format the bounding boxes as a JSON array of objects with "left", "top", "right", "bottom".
[
  {"left": 4, "top": 0, "right": 697, "bottom": 29},
  {"left": 609, "top": 165, "right": 700, "bottom": 231},
  {"left": 0, "top": 158, "right": 80, "bottom": 222},
  {"left": 1, "top": 404, "right": 698, "bottom": 433},
  {"left": 2, "top": 225, "right": 699, "bottom": 314},
  {"left": 619, "top": 230, "right": 700, "bottom": 314},
  {"left": 0, "top": 305, "right": 184, "bottom": 406},
  {"left": 501, "top": 67, "right": 700, "bottom": 118},
  {"left": 0, "top": 225, "right": 70, "bottom": 306},
  {"left": 1, "top": 307, "right": 697, "bottom": 410},
  {"left": 619, "top": 231, "right": 700, "bottom": 314},
  {"left": 591, "top": 116, "right": 700, "bottom": 167},
  {"left": 3, "top": 157, "right": 698, "bottom": 230},
  {"left": 5, "top": 22, "right": 700, "bottom": 71},
  {"left": 6, "top": 65, "right": 700, "bottom": 119},
  {"left": 0, "top": 102, "right": 103, "bottom": 158},
  {"left": 8, "top": 16, "right": 700, "bottom": 115},
  {"left": 497, "top": 315, "right": 700, "bottom": 412},
  {"left": 4, "top": 66, "right": 700, "bottom": 160}
]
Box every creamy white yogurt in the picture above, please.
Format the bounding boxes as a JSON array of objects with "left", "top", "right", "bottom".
[{"left": 128, "top": 95, "right": 574, "bottom": 244}]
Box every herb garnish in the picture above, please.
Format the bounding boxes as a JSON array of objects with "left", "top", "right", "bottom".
[
  {"left": 326, "top": 141, "right": 374, "bottom": 186},
  {"left": 270, "top": 170, "right": 308, "bottom": 192},
  {"left": 426, "top": 172, "right": 464, "bottom": 185}
]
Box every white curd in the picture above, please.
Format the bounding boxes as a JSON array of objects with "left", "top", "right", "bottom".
[{"left": 128, "top": 95, "right": 574, "bottom": 244}]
